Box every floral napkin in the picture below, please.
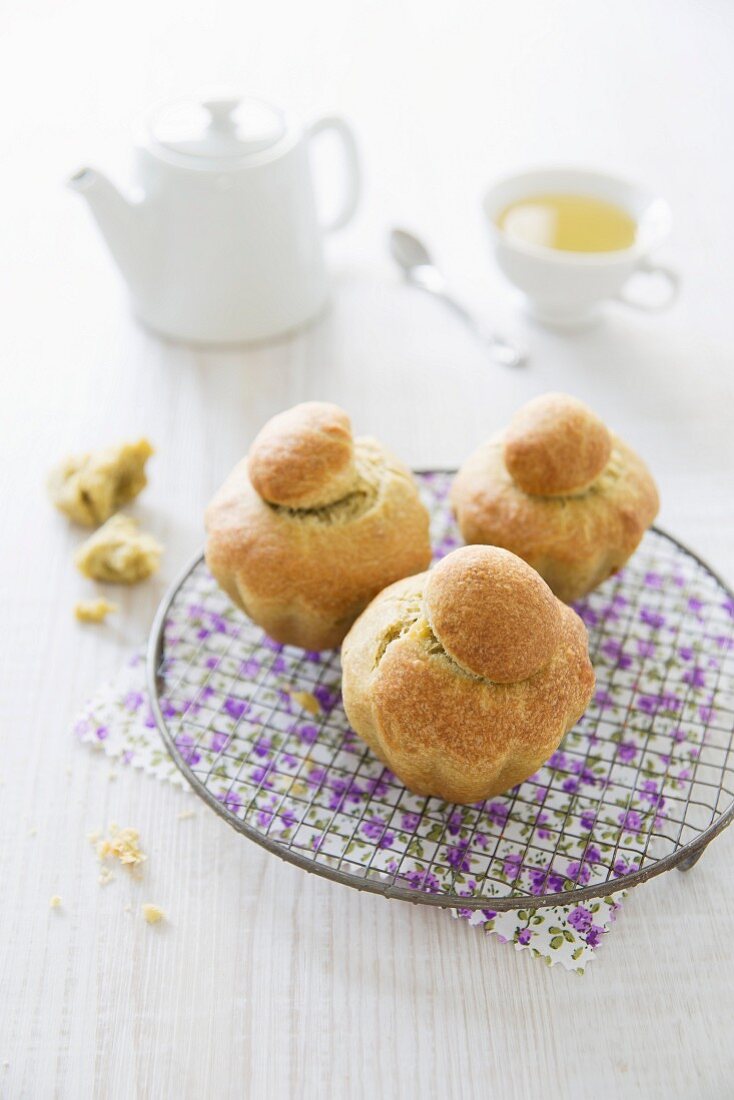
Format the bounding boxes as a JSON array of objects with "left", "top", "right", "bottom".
[
  {"left": 73, "top": 464, "right": 734, "bottom": 972},
  {"left": 74, "top": 646, "right": 624, "bottom": 973}
]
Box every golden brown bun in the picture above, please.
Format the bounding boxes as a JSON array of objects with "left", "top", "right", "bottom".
[
  {"left": 504, "top": 393, "right": 612, "bottom": 496},
  {"left": 424, "top": 546, "right": 561, "bottom": 683},
  {"left": 205, "top": 407, "right": 431, "bottom": 651},
  {"left": 451, "top": 394, "right": 659, "bottom": 603},
  {"left": 247, "top": 402, "right": 358, "bottom": 509},
  {"left": 341, "top": 548, "right": 595, "bottom": 805}
]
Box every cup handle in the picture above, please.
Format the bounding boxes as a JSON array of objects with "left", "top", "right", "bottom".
[
  {"left": 308, "top": 116, "right": 361, "bottom": 233},
  {"left": 614, "top": 256, "right": 680, "bottom": 312}
]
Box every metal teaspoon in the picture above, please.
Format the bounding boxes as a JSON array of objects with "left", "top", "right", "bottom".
[{"left": 390, "top": 228, "right": 527, "bottom": 368}]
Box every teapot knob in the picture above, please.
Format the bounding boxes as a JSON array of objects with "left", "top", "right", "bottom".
[
  {"left": 150, "top": 94, "right": 286, "bottom": 158},
  {"left": 203, "top": 98, "right": 240, "bottom": 132}
]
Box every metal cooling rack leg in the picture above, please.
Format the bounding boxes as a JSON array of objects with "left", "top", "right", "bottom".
[{"left": 676, "top": 845, "right": 708, "bottom": 872}]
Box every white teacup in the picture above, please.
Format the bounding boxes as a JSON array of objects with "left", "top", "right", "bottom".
[{"left": 482, "top": 167, "right": 678, "bottom": 328}]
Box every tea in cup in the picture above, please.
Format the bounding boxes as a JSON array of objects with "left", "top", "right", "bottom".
[{"left": 483, "top": 168, "right": 678, "bottom": 328}]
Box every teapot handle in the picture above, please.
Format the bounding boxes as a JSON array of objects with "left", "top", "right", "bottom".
[{"left": 308, "top": 116, "right": 361, "bottom": 233}]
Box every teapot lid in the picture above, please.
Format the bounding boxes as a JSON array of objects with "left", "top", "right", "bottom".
[{"left": 148, "top": 95, "right": 286, "bottom": 161}]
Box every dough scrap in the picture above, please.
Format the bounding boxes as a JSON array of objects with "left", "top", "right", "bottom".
[
  {"left": 74, "top": 597, "right": 119, "bottom": 623},
  {"left": 48, "top": 439, "right": 154, "bottom": 526},
  {"left": 74, "top": 515, "right": 162, "bottom": 584}
]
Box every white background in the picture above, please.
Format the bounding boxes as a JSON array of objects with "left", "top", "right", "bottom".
[{"left": 2, "top": 1, "right": 733, "bottom": 1096}]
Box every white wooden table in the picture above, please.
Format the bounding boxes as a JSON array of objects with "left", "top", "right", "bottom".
[{"left": 2, "top": 1, "right": 734, "bottom": 1096}]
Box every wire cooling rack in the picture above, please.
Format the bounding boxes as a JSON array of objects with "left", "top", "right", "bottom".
[{"left": 147, "top": 471, "right": 734, "bottom": 911}]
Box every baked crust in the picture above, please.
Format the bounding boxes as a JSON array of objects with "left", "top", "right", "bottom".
[
  {"left": 248, "top": 402, "right": 357, "bottom": 509},
  {"left": 205, "top": 407, "right": 431, "bottom": 651},
  {"left": 424, "top": 545, "right": 561, "bottom": 683},
  {"left": 341, "top": 553, "right": 595, "bottom": 804},
  {"left": 503, "top": 392, "right": 611, "bottom": 496},
  {"left": 451, "top": 396, "right": 659, "bottom": 603}
]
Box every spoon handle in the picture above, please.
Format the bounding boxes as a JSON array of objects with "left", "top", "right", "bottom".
[{"left": 413, "top": 279, "right": 527, "bottom": 368}]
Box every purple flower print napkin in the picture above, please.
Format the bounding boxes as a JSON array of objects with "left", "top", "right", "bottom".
[
  {"left": 71, "top": 469, "right": 734, "bottom": 972},
  {"left": 73, "top": 647, "right": 624, "bottom": 974}
]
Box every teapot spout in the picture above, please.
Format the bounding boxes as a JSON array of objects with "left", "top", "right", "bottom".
[{"left": 69, "top": 167, "right": 147, "bottom": 295}]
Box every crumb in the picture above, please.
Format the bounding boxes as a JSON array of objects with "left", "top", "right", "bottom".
[
  {"left": 95, "top": 824, "right": 147, "bottom": 870},
  {"left": 124, "top": 904, "right": 132, "bottom": 914},
  {"left": 65, "top": 765, "right": 72, "bottom": 777},
  {"left": 290, "top": 689, "right": 321, "bottom": 715},
  {"left": 176, "top": 809, "right": 196, "bottom": 821},
  {"left": 49, "top": 895, "right": 62, "bottom": 909},
  {"left": 74, "top": 598, "right": 119, "bottom": 623},
  {"left": 107, "top": 771, "right": 117, "bottom": 781},
  {"left": 87, "top": 828, "right": 101, "bottom": 844},
  {"left": 142, "top": 904, "right": 165, "bottom": 925},
  {"left": 74, "top": 515, "right": 163, "bottom": 584},
  {"left": 48, "top": 439, "right": 154, "bottom": 526},
  {"left": 98, "top": 866, "right": 115, "bottom": 886},
  {"left": 28, "top": 827, "right": 38, "bottom": 837}
]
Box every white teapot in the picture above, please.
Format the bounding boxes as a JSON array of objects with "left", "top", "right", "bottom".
[{"left": 70, "top": 94, "right": 360, "bottom": 345}]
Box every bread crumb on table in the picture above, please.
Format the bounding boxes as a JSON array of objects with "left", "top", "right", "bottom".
[
  {"left": 95, "top": 824, "right": 147, "bottom": 870},
  {"left": 176, "top": 809, "right": 196, "bottom": 821},
  {"left": 74, "top": 514, "right": 163, "bottom": 585},
  {"left": 49, "top": 895, "right": 62, "bottom": 909},
  {"left": 74, "top": 598, "right": 119, "bottom": 623},
  {"left": 48, "top": 438, "right": 154, "bottom": 527},
  {"left": 142, "top": 904, "right": 165, "bottom": 925}
]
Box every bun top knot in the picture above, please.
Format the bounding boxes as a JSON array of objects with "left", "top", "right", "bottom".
[
  {"left": 424, "top": 545, "right": 561, "bottom": 683},
  {"left": 248, "top": 402, "right": 358, "bottom": 508},
  {"left": 503, "top": 393, "right": 612, "bottom": 497}
]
